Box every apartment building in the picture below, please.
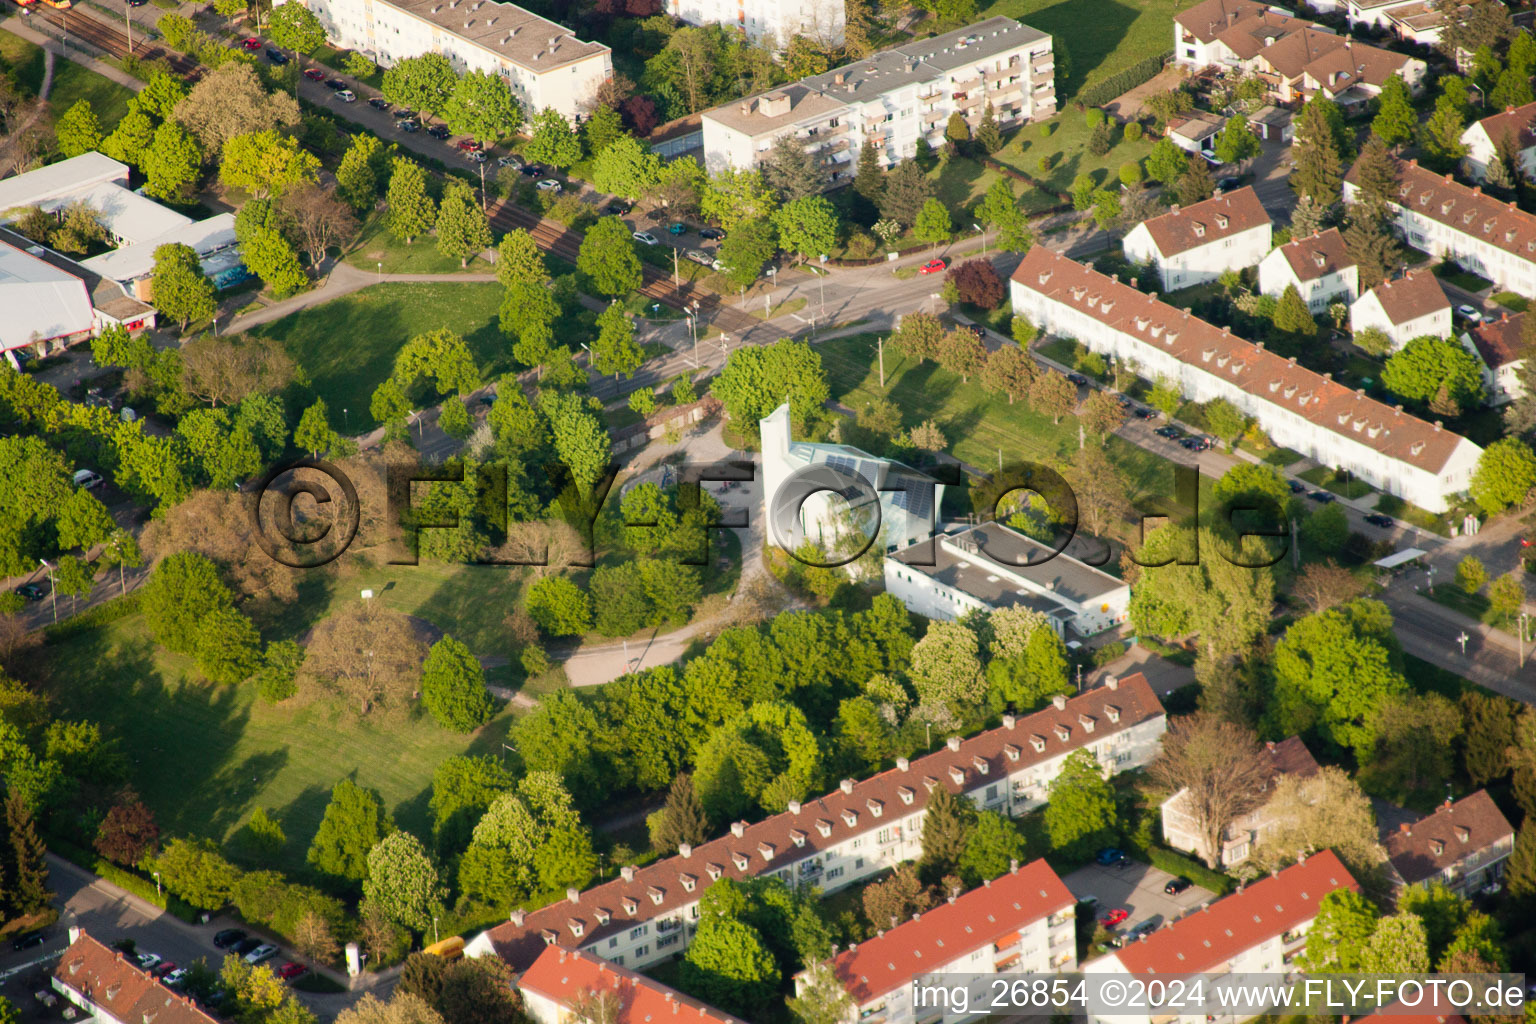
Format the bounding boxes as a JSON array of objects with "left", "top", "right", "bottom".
[
  {"left": 760, "top": 402, "right": 944, "bottom": 553},
  {"left": 466, "top": 676, "right": 1167, "bottom": 972},
  {"left": 1121, "top": 187, "right": 1272, "bottom": 292},
  {"left": 1349, "top": 269, "right": 1452, "bottom": 350},
  {"left": 701, "top": 17, "right": 1054, "bottom": 176},
  {"left": 1460, "top": 101, "right": 1536, "bottom": 182},
  {"left": 54, "top": 930, "right": 218, "bottom": 1024},
  {"left": 884, "top": 521, "right": 1131, "bottom": 637},
  {"left": 669, "top": 0, "right": 843, "bottom": 48},
  {"left": 1346, "top": 157, "right": 1536, "bottom": 296},
  {"left": 274, "top": 0, "right": 611, "bottom": 122},
  {"left": 1083, "top": 851, "right": 1360, "bottom": 1024},
  {"left": 1257, "top": 228, "right": 1359, "bottom": 311},
  {"left": 1160, "top": 736, "right": 1319, "bottom": 868},
  {"left": 796, "top": 859, "right": 1076, "bottom": 1024},
  {"left": 1463, "top": 311, "right": 1528, "bottom": 405},
  {"left": 1009, "top": 247, "right": 1484, "bottom": 513},
  {"left": 518, "top": 945, "right": 744, "bottom": 1024},
  {"left": 1384, "top": 791, "right": 1514, "bottom": 899}
]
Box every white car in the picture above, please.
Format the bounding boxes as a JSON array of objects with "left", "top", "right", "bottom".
[
  {"left": 135, "top": 953, "right": 162, "bottom": 970},
  {"left": 684, "top": 249, "right": 713, "bottom": 266},
  {"left": 72, "top": 468, "right": 104, "bottom": 490},
  {"left": 244, "top": 944, "right": 279, "bottom": 965},
  {"left": 336, "top": 89, "right": 356, "bottom": 102},
  {"left": 536, "top": 179, "right": 562, "bottom": 193},
  {"left": 1457, "top": 304, "right": 1484, "bottom": 323},
  {"left": 164, "top": 969, "right": 189, "bottom": 987},
  {"left": 497, "top": 155, "right": 522, "bottom": 168},
  {"left": 632, "top": 231, "right": 658, "bottom": 246}
]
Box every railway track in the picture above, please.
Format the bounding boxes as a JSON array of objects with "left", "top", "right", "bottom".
[{"left": 28, "top": 4, "right": 199, "bottom": 77}]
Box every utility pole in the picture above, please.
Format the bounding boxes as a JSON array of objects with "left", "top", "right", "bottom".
[
  {"left": 672, "top": 247, "right": 679, "bottom": 286},
  {"left": 125, "top": 0, "right": 132, "bottom": 53},
  {"left": 1290, "top": 517, "right": 1299, "bottom": 570},
  {"left": 877, "top": 335, "right": 886, "bottom": 388}
]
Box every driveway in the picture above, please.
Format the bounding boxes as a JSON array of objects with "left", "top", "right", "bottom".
[{"left": 1063, "top": 860, "right": 1215, "bottom": 936}]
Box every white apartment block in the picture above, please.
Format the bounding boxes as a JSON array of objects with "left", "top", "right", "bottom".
[
  {"left": 1084, "top": 851, "right": 1359, "bottom": 1024},
  {"left": 1347, "top": 156, "right": 1536, "bottom": 296},
  {"left": 1257, "top": 228, "right": 1359, "bottom": 312},
  {"left": 518, "top": 945, "right": 744, "bottom": 1024},
  {"left": 1461, "top": 102, "right": 1536, "bottom": 182},
  {"left": 1010, "top": 247, "right": 1484, "bottom": 513},
  {"left": 670, "top": 0, "right": 843, "bottom": 48},
  {"left": 1348, "top": 269, "right": 1452, "bottom": 351},
  {"left": 1121, "top": 187, "right": 1272, "bottom": 292},
  {"left": 701, "top": 17, "right": 1054, "bottom": 177},
  {"left": 1464, "top": 312, "right": 1527, "bottom": 406},
  {"left": 466, "top": 676, "right": 1167, "bottom": 973},
  {"left": 274, "top": 0, "right": 611, "bottom": 122},
  {"left": 884, "top": 521, "right": 1130, "bottom": 637},
  {"left": 796, "top": 859, "right": 1076, "bottom": 1024},
  {"left": 1160, "top": 737, "right": 1318, "bottom": 869}
]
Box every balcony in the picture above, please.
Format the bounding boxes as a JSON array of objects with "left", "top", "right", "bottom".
[
  {"left": 656, "top": 919, "right": 681, "bottom": 933},
  {"left": 951, "top": 76, "right": 981, "bottom": 92},
  {"left": 917, "top": 89, "right": 942, "bottom": 102},
  {"left": 956, "top": 93, "right": 985, "bottom": 110},
  {"left": 991, "top": 83, "right": 1024, "bottom": 102},
  {"left": 1032, "top": 55, "right": 1054, "bottom": 73},
  {"left": 799, "top": 862, "right": 824, "bottom": 877}
]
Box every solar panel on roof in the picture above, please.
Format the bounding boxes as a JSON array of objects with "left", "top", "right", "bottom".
[
  {"left": 825, "top": 454, "right": 857, "bottom": 475},
  {"left": 856, "top": 459, "right": 881, "bottom": 484}
]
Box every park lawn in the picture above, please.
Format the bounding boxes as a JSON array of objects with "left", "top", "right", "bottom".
[
  {"left": 344, "top": 213, "right": 493, "bottom": 275},
  {"left": 251, "top": 282, "right": 506, "bottom": 428},
  {"left": 975, "top": 0, "right": 1182, "bottom": 100},
  {"left": 41, "top": 610, "right": 520, "bottom": 875},
  {"left": 0, "top": 30, "right": 136, "bottom": 130},
  {"left": 993, "top": 112, "right": 1156, "bottom": 197}
]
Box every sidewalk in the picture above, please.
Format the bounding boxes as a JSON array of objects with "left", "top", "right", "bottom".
[{"left": 0, "top": 15, "right": 146, "bottom": 92}]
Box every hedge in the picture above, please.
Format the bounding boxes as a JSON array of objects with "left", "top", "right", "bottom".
[
  {"left": 1144, "top": 846, "right": 1236, "bottom": 896},
  {"left": 43, "top": 592, "right": 142, "bottom": 645},
  {"left": 1076, "top": 51, "right": 1175, "bottom": 110},
  {"left": 48, "top": 837, "right": 201, "bottom": 922}
]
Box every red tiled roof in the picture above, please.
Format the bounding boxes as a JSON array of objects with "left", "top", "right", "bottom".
[
  {"left": 518, "top": 945, "right": 745, "bottom": 1023},
  {"left": 1114, "top": 851, "right": 1358, "bottom": 975},
  {"left": 1361, "top": 269, "right": 1449, "bottom": 326},
  {"left": 1256, "top": 24, "right": 1348, "bottom": 79},
  {"left": 1142, "top": 187, "right": 1270, "bottom": 258},
  {"left": 1385, "top": 790, "right": 1514, "bottom": 886},
  {"left": 1262, "top": 736, "right": 1319, "bottom": 782},
  {"left": 54, "top": 932, "right": 220, "bottom": 1024},
  {"left": 1467, "top": 311, "right": 1527, "bottom": 368},
  {"left": 1301, "top": 40, "right": 1417, "bottom": 92},
  {"left": 824, "top": 859, "right": 1073, "bottom": 1004},
  {"left": 1216, "top": 10, "right": 1307, "bottom": 61},
  {"left": 1350, "top": 157, "right": 1536, "bottom": 270},
  {"left": 1175, "top": 0, "right": 1271, "bottom": 42},
  {"left": 1011, "top": 247, "right": 1475, "bottom": 474},
  {"left": 479, "top": 676, "right": 1166, "bottom": 969},
  {"left": 1470, "top": 101, "right": 1536, "bottom": 151},
  {"left": 1275, "top": 228, "right": 1354, "bottom": 283}
]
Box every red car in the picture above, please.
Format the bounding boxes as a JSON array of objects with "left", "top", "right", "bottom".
[
  {"left": 456, "top": 139, "right": 482, "bottom": 152},
  {"left": 919, "top": 258, "right": 947, "bottom": 274},
  {"left": 1099, "top": 908, "right": 1129, "bottom": 928},
  {"left": 303, "top": 68, "right": 325, "bottom": 81},
  {"left": 152, "top": 962, "right": 177, "bottom": 977},
  {"left": 276, "top": 962, "right": 308, "bottom": 981},
  {"left": 241, "top": 37, "right": 261, "bottom": 50}
]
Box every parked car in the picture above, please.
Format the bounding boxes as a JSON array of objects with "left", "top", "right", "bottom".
[
  {"left": 499, "top": 155, "right": 524, "bottom": 169},
  {"left": 700, "top": 227, "right": 725, "bottom": 240},
  {"left": 919, "top": 258, "right": 947, "bottom": 274},
  {"left": 426, "top": 124, "right": 451, "bottom": 139},
  {"left": 1215, "top": 176, "right": 1242, "bottom": 192},
  {"left": 466, "top": 151, "right": 485, "bottom": 163},
  {"left": 685, "top": 249, "right": 713, "bottom": 266},
  {"left": 457, "top": 139, "right": 482, "bottom": 152},
  {"left": 1308, "top": 490, "right": 1336, "bottom": 503},
  {"left": 1066, "top": 372, "right": 1088, "bottom": 386},
  {"left": 1133, "top": 407, "right": 1157, "bottom": 419},
  {"left": 667, "top": 222, "right": 687, "bottom": 235},
  {"left": 1457, "top": 304, "right": 1483, "bottom": 323},
  {"left": 1364, "top": 513, "right": 1395, "bottom": 528},
  {"left": 164, "top": 970, "right": 189, "bottom": 988},
  {"left": 397, "top": 120, "right": 420, "bottom": 133},
  {"left": 1095, "top": 847, "right": 1125, "bottom": 866},
  {"left": 303, "top": 69, "right": 325, "bottom": 81},
  {"left": 1154, "top": 426, "right": 1183, "bottom": 439},
  {"left": 276, "top": 963, "right": 308, "bottom": 981},
  {"left": 1164, "top": 877, "right": 1194, "bottom": 896},
  {"left": 15, "top": 582, "right": 48, "bottom": 602},
  {"left": 368, "top": 97, "right": 390, "bottom": 110},
  {"left": 1116, "top": 395, "right": 1133, "bottom": 408},
  {"left": 632, "top": 230, "right": 658, "bottom": 245},
  {"left": 244, "top": 945, "right": 279, "bottom": 965},
  {"left": 73, "top": 468, "right": 104, "bottom": 489},
  {"left": 324, "top": 78, "right": 346, "bottom": 91},
  {"left": 231, "top": 938, "right": 263, "bottom": 957},
  {"left": 536, "top": 179, "right": 563, "bottom": 193},
  {"left": 1125, "top": 919, "right": 1160, "bottom": 941},
  {"left": 241, "top": 37, "right": 261, "bottom": 50},
  {"left": 604, "top": 200, "right": 631, "bottom": 214},
  {"left": 520, "top": 163, "right": 544, "bottom": 177},
  {"left": 135, "top": 953, "right": 162, "bottom": 970},
  {"left": 265, "top": 48, "right": 287, "bottom": 64},
  {"left": 335, "top": 89, "right": 356, "bottom": 103},
  {"left": 393, "top": 109, "right": 415, "bottom": 120},
  {"left": 1287, "top": 479, "right": 1307, "bottom": 493},
  {"left": 153, "top": 963, "right": 177, "bottom": 977},
  {"left": 213, "top": 929, "right": 247, "bottom": 949},
  {"left": 1099, "top": 908, "right": 1130, "bottom": 927},
  {"left": 11, "top": 931, "right": 45, "bottom": 951}
]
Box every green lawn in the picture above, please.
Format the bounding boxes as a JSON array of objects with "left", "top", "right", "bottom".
[
  {"left": 1298, "top": 464, "right": 1373, "bottom": 499},
  {"left": 992, "top": 112, "right": 1156, "bottom": 198},
  {"left": 344, "top": 213, "right": 493, "bottom": 275},
  {"left": 251, "top": 282, "right": 505, "bottom": 428},
  {"left": 1433, "top": 260, "right": 1492, "bottom": 293},
  {"left": 0, "top": 29, "right": 137, "bottom": 130},
  {"left": 976, "top": 0, "right": 1183, "bottom": 100},
  {"left": 1373, "top": 493, "right": 1451, "bottom": 536}
]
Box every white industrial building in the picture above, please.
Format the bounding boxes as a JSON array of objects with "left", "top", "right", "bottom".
[
  {"left": 274, "top": 0, "right": 611, "bottom": 122},
  {"left": 1257, "top": 228, "right": 1359, "bottom": 312},
  {"left": 1121, "top": 186, "right": 1272, "bottom": 292},
  {"left": 884, "top": 522, "right": 1130, "bottom": 638},
  {"left": 0, "top": 238, "right": 96, "bottom": 357},
  {"left": 670, "top": 0, "right": 843, "bottom": 48},
  {"left": 1348, "top": 269, "right": 1452, "bottom": 351},
  {"left": 701, "top": 17, "right": 1054, "bottom": 177},
  {"left": 466, "top": 676, "right": 1167, "bottom": 972},
  {"left": 1010, "top": 247, "right": 1484, "bottom": 513}
]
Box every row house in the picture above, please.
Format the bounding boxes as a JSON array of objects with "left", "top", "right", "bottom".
[
  {"left": 1384, "top": 791, "right": 1515, "bottom": 899},
  {"left": 795, "top": 859, "right": 1077, "bottom": 1024},
  {"left": 884, "top": 521, "right": 1130, "bottom": 637},
  {"left": 1160, "top": 737, "right": 1319, "bottom": 869},
  {"left": 1463, "top": 311, "right": 1528, "bottom": 406},
  {"left": 1257, "top": 227, "right": 1359, "bottom": 311},
  {"left": 1460, "top": 101, "right": 1536, "bottom": 182},
  {"left": 1348, "top": 268, "right": 1452, "bottom": 350},
  {"left": 465, "top": 676, "right": 1167, "bottom": 972},
  {"left": 54, "top": 930, "right": 218, "bottom": 1024},
  {"left": 273, "top": 0, "right": 611, "bottom": 122},
  {"left": 701, "top": 17, "right": 1054, "bottom": 176},
  {"left": 1084, "top": 851, "right": 1360, "bottom": 1024},
  {"left": 1009, "top": 247, "right": 1484, "bottom": 512},
  {"left": 1347, "top": 156, "right": 1536, "bottom": 296},
  {"left": 1121, "top": 186, "right": 1272, "bottom": 292},
  {"left": 518, "top": 945, "right": 744, "bottom": 1024}
]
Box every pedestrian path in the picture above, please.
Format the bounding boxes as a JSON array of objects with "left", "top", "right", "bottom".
[{"left": 0, "top": 15, "right": 146, "bottom": 91}]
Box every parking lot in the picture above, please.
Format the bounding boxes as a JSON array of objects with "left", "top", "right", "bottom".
[{"left": 1063, "top": 859, "right": 1215, "bottom": 938}]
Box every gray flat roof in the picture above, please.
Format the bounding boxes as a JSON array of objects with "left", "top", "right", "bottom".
[
  {"left": 891, "top": 541, "right": 1074, "bottom": 617},
  {"left": 892, "top": 521, "right": 1127, "bottom": 608},
  {"left": 381, "top": 0, "right": 608, "bottom": 72}
]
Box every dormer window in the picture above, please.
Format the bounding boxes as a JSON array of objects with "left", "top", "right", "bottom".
[
  {"left": 1313, "top": 252, "right": 1326, "bottom": 267},
  {"left": 1441, "top": 200, "right": 1454, "bottom": 214},
  {"left": 1070, "top": 286, "right": 1086, "bottom": 300},
  {"left": 841, "top": 808, "right": 859, "bottom": 827},
  {"left": 1337, "top": 412, "right": 1350, "bottom": 425},
  {"left": 622, "top": 897, "right": 638, "bottom": 914},
  {"left": 972, "top": 755, "right": 989, "bottom": 775},
  {"left": 1150, "top": 323, "right": 1164, "bottom": 337},
  {"left": 1352, "top": 418, "right": 1366, "bottom": 432},
  {"left": 1269, "top": 379, "right": 1281, "bottom": 391},
  {"left": 1030, "top": 734, "right": 1046, "bottom": 752},
  {"left": 596, "top": 908, "right": 611, "bottom": 924},
  {"left": 758, "top": 842, "right": 775, "bottom": 861},
  {"left": 707, "top": 863, "right": 723, "bottom": 880},
  {"left": 1411, "top": 441, "right": 1425, "bottom": 455},
  {"left": 1106, "top": 705, "right": 1121, "bottom": 723},
  {"left": 1003, "top": 744, "right": 1021, "bottom": 761},
  {"left": 1456, "top": 826, "right": 1471, "bottom": 843},
  {"left": 867, "top": 798, "right": 884, "bottom": 817},
  {"left": 1079, "top": 713, "right": 1096, "bottom": 733},
  {"left": 569, "top": 920, "right": 585, "bottom": 938},
  {"left": 1431, "top": 839, "right": 1445, "bottom": 855},
  {"left": 1192, "top": 222, "right": 1206, "bottom": 237},
  {"left": 1230, "top": 361, "right": 1244, "bottom": 374},
  {"left": 1165, "top": 329, "right": 1180, "bottom": 343},
  {"left": 541, "top": 930, "right": 557, "bottom": 945},
  {"left": 1134, "top": 316, "right": 1149, "bottom": 330},
  {"left": 1215, "top": 214, "right": 1228, "bottom": 229},
  {"left": 898, "top": 786, "right": 915, "bottom": 804},
  {"left": 1054, "top": 724, "right": 1071, "bottom": 741},
  {"left": 1038, "top": 271, "right": 1052, "bottom": 285},
  {"left": 731, "top": 852, "right": 749, "bottom": 870},
  {"left": 790, "top": 830, "right": 807, "bottom": 847},
  {"left": 1216, "top": 353, "right": 1230, "bottom": 368},
  {"left": 816, "top": 819, "right": 833, "bottom": 836},
  {"left": 1507, "top": 229, "right": 1517, "bottom": 242},
  {"left": 948, "top": 765, "right": 966, "bottom": 785},
  {"left": 649, "top": 885, "right": 665, "bottom": 904},
  {"left": 1283, "top": 384, "right": 1297, "bottom": 398},
  {"left": 1202, "top": 348, "right": 1215, "bottom": 362}
]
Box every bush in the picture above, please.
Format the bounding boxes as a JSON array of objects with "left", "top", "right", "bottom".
[
  {"left": 1119, "top": 161, "right": 1143, "bottom": 186},
  {"left": 1038, "top": 122, "right": 1054, "bottom": 139},
  {"left": 846, "top": 231, "right": 876, "bottom": 259},
  {"left": 1085, "top": 108, "right": 1104, "bottom": 128},
  {"left": 1124, "top": 122, "right": 1144, "bottom": 142},
  {"left": 1144, "top": 846, "right": 1235, "bottom": 895},
  {"left": 1037, "top": 154, "right": 1055, "bottom": 174},
  {"left": 42, "top": 592, "right": 141, "bottom": 645},
  {"left": 1077, "top": 51, "right": 1175, "bottom": 109}
]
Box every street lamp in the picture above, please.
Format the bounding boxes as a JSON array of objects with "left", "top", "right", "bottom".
[
  {"left": 152, "top": 871, "right": 161, "bottom": 898},
  {"left": 38, "top": 558, "right": 55, "bottom": 624},
  {"left": 432, "top": 916, "right": 440, "bottom": 945},
  {"left": 1457, "top": 631, "right": 1470, "bottom": 655},
  {"left": 377, "top": 261, "right": 382, "bottom": 281},
  {"left": 973, "top": 221, "right": 986, "bottom": 257}
]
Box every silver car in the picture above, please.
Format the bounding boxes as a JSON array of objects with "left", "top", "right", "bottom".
[
  {"left": 684, "top": 249, "right": 713, "bottom": 266},
  {"left": 244, "top": 944, "right": 279, "bottom": 965},
  {"left": 632, "top": 231, "right": 658, "bottom": 246}
]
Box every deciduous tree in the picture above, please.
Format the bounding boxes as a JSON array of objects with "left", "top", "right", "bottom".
[{"left": 307, "top": 779, "right": 392, "bottom": 885}]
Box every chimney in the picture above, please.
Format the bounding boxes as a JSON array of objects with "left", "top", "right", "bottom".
[
  {"left": 1399, "top": 822, "right": 1411, "bottom": 834},
  {"left": 566, "top": 888, "right": 580, "bottom": 904},
  {"left": 678, "top": 842, "right": 692, "bottom": 858},
  {"left": 1105, "top": 675, "right": 1119, "bottom": 690},
  {"left": 621, "top": 865, "right": 636, "bottom": 881},
  {"left": 1002, "top": 712, "right": 1016, "bottom": 729},
  {"left": 731, "top": 822, "right": 746, "bottom": 838},
  {"left": 510, "top": 909, "right": 526, "bottom": 926},
  {"left": 787, "top": 799, "right": 801, "bottom": 814},
  {"left": 896, "top": 756, "right": 910, "bottom": 771},
  {"left": 1010, "top": 858, "right": 1019, "bottom": 873},
  {"left": 946, "top": 736, "right": 961, "bottom": 752},
  {"left": 68, "top": 926, "right": 81, "bottom": 945},
  {"left": 840, "top": 779, "right": 855, "bottom": 794},
  {"left": 1443, "top": 797, "right": 1454, "bottom": 810},
  {"left": 1052, "top": 694, "right": 1068, "bottom": 710}
]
